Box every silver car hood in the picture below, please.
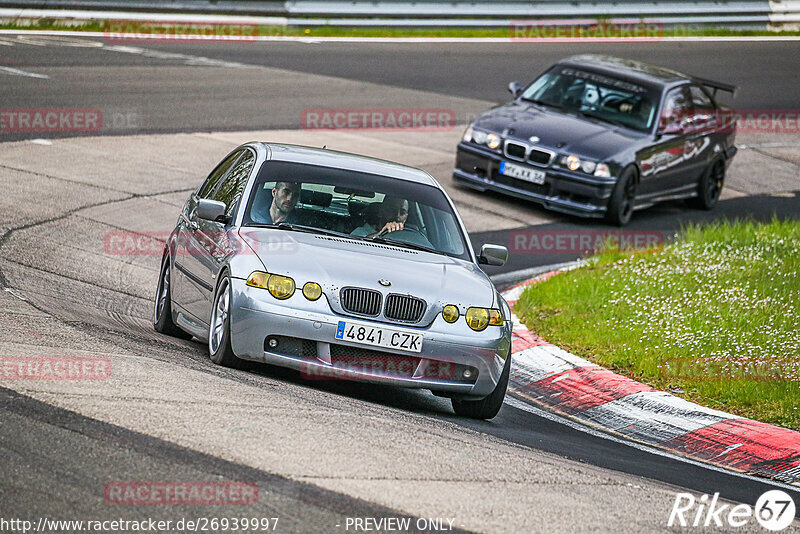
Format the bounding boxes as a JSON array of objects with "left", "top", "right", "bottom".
[{"left": 239, "top": 228, "right": 496, "bottom": 314}]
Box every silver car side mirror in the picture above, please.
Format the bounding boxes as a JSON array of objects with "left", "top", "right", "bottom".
[
  {"left": 197, "top": 199, "right": 227, "bottom": 222},
  {"left": 508, "top": 81, "right": 522, "bottom": 97},
  {"left": 478, "top": 244, "right": 508, "bottom": 266}
]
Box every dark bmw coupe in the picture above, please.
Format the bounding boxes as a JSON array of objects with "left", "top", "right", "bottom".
[{"left": 453, "top": 55, "right": 738, "bottom": 225}]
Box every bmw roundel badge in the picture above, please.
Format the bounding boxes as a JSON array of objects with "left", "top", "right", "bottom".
[{"left": 378, "top": 279, "right": 391, "bottom": 287}]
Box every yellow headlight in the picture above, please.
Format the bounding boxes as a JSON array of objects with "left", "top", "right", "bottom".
[
  {"left": 302, "top": 282, "right": 322, "bottom": 301},
  {"left": 465, "top": 307, "right": 489, "bottom": 331},
  {"left": 246, "top": 271, "right": 270, "bottom": 289},
  {"left": 442, "top": 305, "right": 459, "bottom": 323},
  {"left": 487, "top": 133, "right": 502, "bottom": 150},
  {"left": 465, "top": 307, "right": 503, "bottom": 331},
  {"left": 267, "top": 274, "right": 295, "bottom": 300}
]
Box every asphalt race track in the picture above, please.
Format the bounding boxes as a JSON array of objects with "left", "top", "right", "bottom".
[{"left": 1, "top": 34, "right": 799, "bottom": 532}]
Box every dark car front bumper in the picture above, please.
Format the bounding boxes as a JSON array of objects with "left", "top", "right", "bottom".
[{"left": 453, "top": 143, "right": 617, "bottom": 218}]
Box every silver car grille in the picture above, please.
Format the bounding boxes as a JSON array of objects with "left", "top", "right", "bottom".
[
  {"left": 340, "top": 287, "right": 382, "bottom": 316},
  {"left": 384, "top": 294, "right": 427, "bottom": 323}
]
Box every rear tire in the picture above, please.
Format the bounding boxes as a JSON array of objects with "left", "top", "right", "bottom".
[
  {"left": 687, "top": 158, "right": 725, "bottom": 210},
  {"left": 451, "top": 352, "right": 511, "bottom": 420},
  {"left": 209, "top": 272, "right": 247, "bottom": 369},
  {"left": 154, "top": 252, "right": 192, "bottom": 339},
  {"left": 605, "top": 166, "right": 638, "bottom": 226}
]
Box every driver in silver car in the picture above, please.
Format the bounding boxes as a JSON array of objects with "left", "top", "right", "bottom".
[
  {"left": 252, "top": 181, "right": 301, "bottom": 224},
  {"left": 351, "top": 196, "right": 409, "bottom": 238}
]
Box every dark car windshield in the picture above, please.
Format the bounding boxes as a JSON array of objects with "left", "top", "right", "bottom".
[
  {"left": 521, "top": 66, "right": 660, "bottom": 132},
  {"left": 242, "top": 160, "right": 471, "bottom": 261}
]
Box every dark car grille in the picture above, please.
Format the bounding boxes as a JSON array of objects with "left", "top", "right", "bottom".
[
  {"left": 340, "top": 287, "right": 382, "bottom": 316},
  {"left": 384, "top": 294, "right": 427, "bottom": 323},
  {"left": 528, "top": 149, "right": 552, "bottom": 165},
  {"left": 329, "top": 344, "right": 420, "bottom": 378},
  {"left": 504, "top": 141, "right": 526, "bottom": 160}
]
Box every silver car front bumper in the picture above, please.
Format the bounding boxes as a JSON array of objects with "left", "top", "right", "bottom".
[{"left": 228, "top": 279, "right": 512, "bottom": 398}]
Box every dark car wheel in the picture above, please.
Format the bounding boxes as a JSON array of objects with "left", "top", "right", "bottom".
[
  {"left": 209, "top": 271, "right": 247, "bottom": 369},
  {"left": 451, "top": 351, "right": 511, "bottom": 420},
  {"left": 605, "top": 166, "right": 638, "bottom": 226},
  {"left": 688, "top": 158, "right": 725, "bottom": 210},
  {"left": 154, "top": 252, "right": 192, "bottom": 339}
]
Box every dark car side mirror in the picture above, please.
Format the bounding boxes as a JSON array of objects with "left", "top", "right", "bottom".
[
  {"left": 508, "top": 81, "right": 522, "bottom": 97},
  {"left": 478, "top": 244, "right": 508, "bottom": 266},
  {"left": 197, "top": 199, "right": 229, "bottom": 223}
]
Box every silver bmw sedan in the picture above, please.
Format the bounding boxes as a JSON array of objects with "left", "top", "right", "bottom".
[{"left": 154, "top": 142, "right": 512, "bottom": 419}]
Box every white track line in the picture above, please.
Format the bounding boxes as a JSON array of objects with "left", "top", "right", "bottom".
[
  {"left": 0, "top": 65, "right": 48, "bottom": 78},
  {"left": 1, "top": 29, "right": 800, "bottom": 43}
]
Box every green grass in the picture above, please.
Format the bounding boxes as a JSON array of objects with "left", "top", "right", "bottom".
[
  {"left": 2, "top": 19, "right": 800, "bottom": 38},
  {"left": 515, "top": 218, "right": 800, "bottom": 430}
]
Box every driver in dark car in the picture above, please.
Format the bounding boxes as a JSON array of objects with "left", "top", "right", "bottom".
[{"left": 351, "top": 196, "right": 409, "bottom": 238}]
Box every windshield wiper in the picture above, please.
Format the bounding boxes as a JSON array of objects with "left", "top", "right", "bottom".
[
  {"left": 521, "top": 97, "right": 563, "bottom": 110},
  {"left": 578, "top": 110, "right": 631, "bottom": 129},
  {"left": 249, "top": 222, "right": 350, "bottom": 239},
  {"left": 370, "top": 235, "right": 440, "bottom": 255}
]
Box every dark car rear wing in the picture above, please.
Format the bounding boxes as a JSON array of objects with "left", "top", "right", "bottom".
[{"left": 693, "top": 77, "right": 738, "bottom": 98}]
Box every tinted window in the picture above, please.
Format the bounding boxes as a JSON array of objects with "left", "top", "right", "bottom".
[
  {"left": 243, "top": 161, "right": 470, "bottom": 261},
  {"left": 520, "top": 66, "right": 660, "bottom": 131},
  {"left": 689, "top": 85, "right": 714, "bottom": 112},
  {"left": 198, "top": 150, "right": 242, "bottom": 198},
  {"left": 210, "top": 150, "right": 255, "bottom": 215},
  {"left": 660, "top": 87, "right": 691, "bottom": 129}
]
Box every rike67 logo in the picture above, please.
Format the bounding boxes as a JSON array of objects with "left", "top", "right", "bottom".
[{"left": 668, "top": 490, "right": 796, "bottom": 531}]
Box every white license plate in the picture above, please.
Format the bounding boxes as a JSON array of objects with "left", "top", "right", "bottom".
[
  {"left": 499, "top": 161, "right": 546, "bottom": 184},
  {"left": 335, "top": 321, "right": 423, "bottom": 353}
]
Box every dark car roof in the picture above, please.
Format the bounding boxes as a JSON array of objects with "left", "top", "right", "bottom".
[
  {"left": 259, "top": 142, "right": 438, "bottom": 186},
  {"left": 556, "top": 55, "right": 688, "bottom": 88}
]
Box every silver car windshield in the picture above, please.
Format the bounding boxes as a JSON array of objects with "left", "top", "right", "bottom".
[
  {"left": 242, "top": 161, "right": 471, "bottom": 261},
  {"left": 521, "top": 66, "right": 659, "bottom": 132}
]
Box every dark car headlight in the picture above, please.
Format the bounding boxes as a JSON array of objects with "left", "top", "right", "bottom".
[{"left": 559, "top": 155, "right": 611, "bottom": 178}]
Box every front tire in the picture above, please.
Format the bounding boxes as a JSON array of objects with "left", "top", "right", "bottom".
[
  {"left": 209, "top": 272, "right": 246, "bottom": 369},
  {"left": 687, "top": 158, "right": 725, "bottom": 210},
  {"left": 451, "top": 352, "right": 511, "bottom": 420},
  {"left": 605, "top": 166, "right": 638, "bottom": 226},
  {"left": 154, "top": 252, "right": 192, "bottom": 339}
]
